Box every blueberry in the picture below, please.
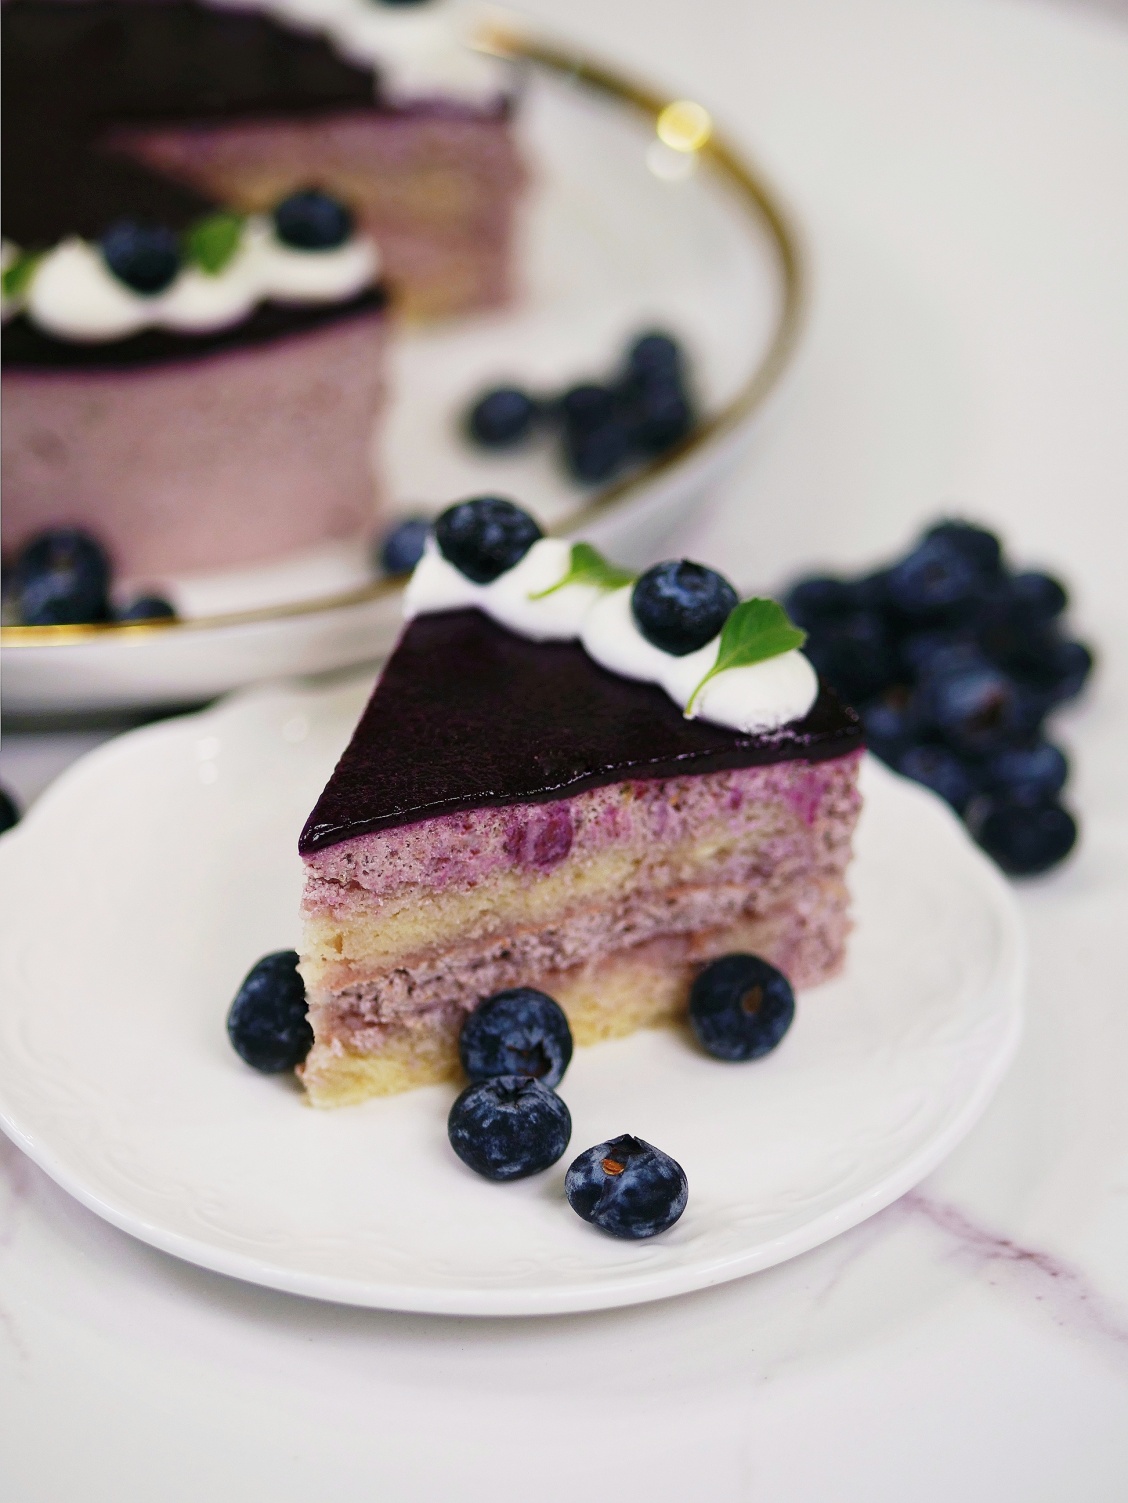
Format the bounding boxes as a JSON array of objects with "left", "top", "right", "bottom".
[
  {"left": 885, "top": 534, "right": 989, "bottom": 618},
  {"left": 273, "top": 189, "right": 353, "bottom": 251},
  {"left": 784, "top": 576, "right": 856, "bottom": 630},
  {"left": 982, "top": 742, "right": 1068, "bottom": 804},
  {"left": 0, "top": 785, "right": 20, "bottom": 835},
  {"left": 688, "top": 953, "right": 796, "bottom": 1061},
  {"left": 897, "top": 743, "right": 980, "bottom": 813},
  {"left": 226, "top": 950, "right": 313, "bottom": 1073},
  {"left": 858, "top": 692, "right": 917, "bottom": 765},
  {"left": 626, "top": 331, "right": 684, "bottom": 380},
  {"left": 14, "top": 526, "right": 112, "bottom": 626},
  {"left": 850, "top": 570, "right": 894, "bottom": 612},
  {"left": 100, "top": 220, "right": 181, "bottom": 294},
  {"left": 118, "top": 595, "right": 177, "bottom": 622},
  {"left": 466, "top": 387, "right": 538, "bottom": 448},
  {"left": 565, "top": 1135, "right": 688, "bottom": 1239},
  {"left": 447, "top": 1076, "right": 571, "bottom": 1181},
  {"left": 967, "top": 797, "right": 1077, "bottom": 876},
  {"left": 434, "top": 496, "right": 542, "bottom": 584},
  {"left": 563, "top": 418, "right": 632, "bottom": 483},
  {"left": 803, "top": 611, "right": 898, "bottom": 704},
  {"left": 922, "top": 520, "right": 1003, "bottom": 576},
  {"left": 459, "top": 987, "right": 573, "bottom": 1088},
  {"left": 631, "top": 560, "right": 738, "bottom": 656},
  {"left": 914, "top": 662, "right": 1039, "bottom": 754},
  {"left": 559, "top": 384, "right": 618, "bottom": 432},
  {"left": 899, "top": 631, "right": 979, "bottom": 680},
  {"left": 378, "top": 516, "right": 430, "bottom": 576},
  {"left": 1041, "top": 638, "right": 1093, "bottom": 706},
  {"left": 1009, "top": 570, "right": 1068, "bottom": 621},
  {"left": 626, "top": 376, "right": 693, "bottom": 455}
]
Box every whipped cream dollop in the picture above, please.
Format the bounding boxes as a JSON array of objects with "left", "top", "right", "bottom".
[
  {"left": 244, "top": 0, "right": 513, "bottom": 105},
  {"left": 405, "top": 536, "right": 819, "bottom": 736},
  {"left": 10, "top": 219, "right": 380, "bottom": 342}
]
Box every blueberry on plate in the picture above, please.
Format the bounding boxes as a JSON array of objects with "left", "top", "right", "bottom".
[
  {"left": 118, "top": 595, "right": 177, "bottom": 622},
  {"left": 558, "top": 383, "right": 618, "bottom": 432},
  {"left": 966, "top": 796, "right": 1077, "bottom": 876},
  {"left": 625, "top": 331, "right": 683, "bottom": 380},
  {"left": 434, "top": 496, "right": 542, "bottom": 584},
  {"left": 562, "top": 418, "right": 632, "bottom": 483},
  {"left": 377, "top": 516, "right": 430, "bottom": 576},
  {"left": 631, "top": 560, "right": 738, "bottom": 656},
  {"left": 565, "top": 1134, "right": 688, "bottom": 1239},
  {"left": 100, "top": 220, "right": 181, "bottom": 294},
  {"left": 459, "top": 987, "right": 573, "bottom": 1089},
  {"left": 858, "top": 693, "right": 917, "bottom": 766},
  {"left": 1009, "top": 570, "right": 1068, "bottom": 622},
  {"left": 884, "top": 533, "right": 989, "bottom": 618},
  {"left": 226, "top": 950, "right": 313, "bottom": 1073},
  {"left": 802, "top": 611, "right": 899, "bottom": 705},
  {"left": 447, "top": 1076, "right": 572, "bottom": 1181},
  {"left": 914, "top": 661, "right": 1039, "bottom": 754},
  {"left": 783, "top": 576, "right": 856, "bottom": 630},
  {"left": 982, "top": 741, "right": 1068, "bottom": 805},
  {"left": 922, "top": 520, "right": 1003, "bottom": 576},
  {"left": 0, "top": 785, "right": 20, "bottom": 836},
  {"left": 688, "top": 953, "right": 796, "bottom": 1062},
  {"left": 273, "top": 188, "right": 353, "bottom": 251},
  {"left": 14, "top": 526, "right": 112, "bottom": 626},
  {"left": 897, "top": 743, "right": 980, "bottom": 813},
  {"left": 466, "top": 387, "right": 538, "bottom": 448},
  {"left": 627, "top": 377, "right": 693, "bottom": 455}
]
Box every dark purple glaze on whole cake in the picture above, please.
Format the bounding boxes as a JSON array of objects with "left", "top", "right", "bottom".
[{"left": 299, "top": 609, "right": 864, "bottom": 855}]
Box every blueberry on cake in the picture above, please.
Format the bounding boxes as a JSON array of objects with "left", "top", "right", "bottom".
[
  {"left": 1, "top": 0, "right": 525, "bottom": 579},
  {"left": 297, "top": 499, "right": 863, "bottom": 1107}
]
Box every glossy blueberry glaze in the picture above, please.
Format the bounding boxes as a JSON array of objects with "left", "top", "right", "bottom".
[{"left": 298, "top": 609, "right": 863, "bottom": 855}]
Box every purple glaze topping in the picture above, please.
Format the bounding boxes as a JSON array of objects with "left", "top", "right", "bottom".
[{"left": 299, "top": 609, "right": 864, "bottom": 855}]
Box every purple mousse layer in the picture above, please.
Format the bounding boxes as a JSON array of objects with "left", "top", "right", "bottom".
[
  {"left": 299, "top": 611, "right": 864, "bottom": 856},
  {"left": 2, "top": 296, "right": 389, "bottom": 578}
]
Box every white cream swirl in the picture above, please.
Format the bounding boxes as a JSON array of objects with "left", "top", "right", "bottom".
[
  {"left": 405, "top": 538, "right": 819, "bottom": 736},
  {"left": 20, "top": 218, "right": 380, "bottom": 343}
]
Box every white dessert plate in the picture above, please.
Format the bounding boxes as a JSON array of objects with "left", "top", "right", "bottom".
[
  {"left": 1, "top": 28, "right": 800, "bottom": 715},
  {"left": 0, "top": 673, "right": 1024, "bottom": 1316}
]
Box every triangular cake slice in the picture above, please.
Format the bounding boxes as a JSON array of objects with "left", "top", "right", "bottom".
[{"left": 298, "top": 608, "right": 863, "bottom": 1107}]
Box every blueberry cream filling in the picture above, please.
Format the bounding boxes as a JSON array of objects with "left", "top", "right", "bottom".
[{"left": 405, "top": 498, "right": 820, "bottom": 736}]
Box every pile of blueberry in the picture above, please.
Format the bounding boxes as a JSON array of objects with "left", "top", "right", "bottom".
[
  {"left": 227, "top": 948, "right": 799, "bottom": 1239},
  {"left": 2, "top": 527, "right": 176, "bottom": 627},
  {"left": 463, "top": 330, "right": 696, "bottom": 486},
  {"left": 785, "top": 519, "right": 1093, "bottom": 877}
]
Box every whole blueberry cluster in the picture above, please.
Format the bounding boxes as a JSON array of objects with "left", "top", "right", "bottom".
[
  {"left": 463, "top": 330, "right": 696, "bottom": 486},
  {"left": 785, "top": 520, "right": 1092, "bottom": 876},
  {"left": 3, "top": 527, "right": 177, "bottom": 627}
]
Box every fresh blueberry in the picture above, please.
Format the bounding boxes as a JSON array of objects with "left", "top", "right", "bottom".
[
  {"left": 0, "top": 785, "right": 20, "bottom": 835},
  {"left": 982, "top": 742, "right": 1068, "bottom": 804},
  {"left": 447, "top": 1075, "right": 572, "bottom": 1181},
  {"left": 226, "top": 950, "right": 313, "bottom": 1073},
  {"left": 626, "top": 331, "right": 684, "bottom": 380},
  {"left": 626, "top": 376, "right": 694, "bottom": 455},
  {"left": 378, "top": 516, "right": 430, "bottom": 576},
  {"left": 899, "top": 631, "right": 979, "bottom": 680},
  {"left": 803, "top": 611, "right": 898, "bottom": 704},
  {"left": 559, "top": 384, "right": 618, "bottom": 432},
  {"left": 914, "top": 662, "right": 1039, "bottom": 754},
  {"left": 784, "top": 576, "right": 856, "bottom": 630},
  {"left": 1009, "top": 571, "right": 1068, "bottom": 621},
  {"left": 466, "top": 387, "right": 538, "bottom": 448},
  {"left": 885, "top": 534, "right": 989, "bottom": 618},
  {"left": 967, "top": 797, "right": 1077, "bottom": 876},
  {"left": 562, "top": 418, "right": 632, "bottom": 483},
  {"left": 858, "top": 692, "right": 917, "bottom": 765},
  {"left": 565, "top": 1134, "right": 688, "bottom": 1239},
  {"left": 688, "top": 953, "right": 796, "bottom": 1062},
  {"left": 897, "top": 743, "right": 980, "bottom": 813},
  {"left": 14, "top": 526, "right": 112, "bottom": 626},
  {"left": 459, "top": 987, "right": 573, "bottom": 1088},
  {"left": 100, "top": 220, "right": 181, "bottom": 294},
  {"left": 434, "top": 496, "right": 542, "bottom": 584},
  {"left": 273, "top": 189, "right": 353, "bottom": 251},
  {"left": 850, "top": 570, "right": 894, "bottom": 612},
  {"left": 118, "top": 595, "right": 177, "bottom": 622},
  {"left": 922, "top": 520, "right": 1003, "bottom": 576},
  {"left": 1041, "top": 638, "right": 1094, "bottom": 706},
  {"left": 631, "top": 560, "right": 738, "bottom": 656}
]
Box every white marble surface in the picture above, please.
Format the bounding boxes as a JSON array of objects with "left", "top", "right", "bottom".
[{"left": 2, "top": 0, "right": 1128, "bottom": 1495}]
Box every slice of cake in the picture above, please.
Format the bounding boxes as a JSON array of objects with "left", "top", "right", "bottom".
[{"left": 297, "top": 500, "right": 863, "bottom": 1107}]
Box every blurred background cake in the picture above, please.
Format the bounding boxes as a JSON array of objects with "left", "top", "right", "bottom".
[{"left": 1, "top": 0, "right": 527, "bottom": 583}]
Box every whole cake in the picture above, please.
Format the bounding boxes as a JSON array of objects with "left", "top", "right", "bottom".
[
  {"left": 297, "top": 500, "right": 863, "bottom": 1107},
  {"left": 1, "top": 0, "right": 525, "bottom": 580}
]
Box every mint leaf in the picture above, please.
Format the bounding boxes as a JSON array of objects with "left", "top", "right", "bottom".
[
  {"left": 530, "top": 541, "right": 636, "bottom": 599},
  {"left": 184, "top": 213, "right": 245, "bottom": 276},
  {"left": 3, "top": 250, "right": 41, "bottom": 302},
  {"left": 686, "top": 598, "right": 807, "bottom": 714}
]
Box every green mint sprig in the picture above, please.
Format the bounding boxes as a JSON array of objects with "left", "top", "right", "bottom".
[
  {"left": 685, "top": 597, "right": 807, "bottom": 715},
  {"left": 530, "top": 541, "right": 636, "bottom": 599},
  {"left": 184, "top": 213, "right": 245, "bottom": 276},
  {"left": 2, "top": 250, "right": 41, "bottom": 302}
]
